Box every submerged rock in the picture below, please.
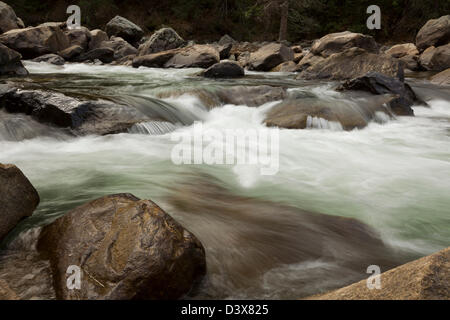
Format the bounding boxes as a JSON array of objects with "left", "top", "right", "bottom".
[
  {"left": 0, "top": 23, "right": 70, "bottom": 59},
  {"left": 416, "top": 15, "right": 450, "bottom": 51},
  {"left": 0, "top": 164, "right": 40, "bottom": 243},
  {"left": 248, "top": 43, "right": 294, "bottom": 71},
  {"left": 167, "top": 175, "right": 399, "bottom": 298},
  {"left": 202, "top": 61, "right": 244, "bottom": 78},
  {"left": 311, "top": 31, "right": 378, "bottom": 57},
  {"left": 337, "top": 72, "right": 427, "bottom": 116},
  {"left": 431, "top": 68, "right": 450, "bottom": 86},
  {"left": 298, "top": 48, "right": 404, "bottom": 81},
  {"left": 32, "top": 53, "right": 65, "bottom": 66},
  {"left": 308, "top": 247, "right": 449, "bottom": 300},
  {"left": 0, "top": 88, "right": 152, "bottom": 135},
  {"left": 105, "top": 15, "right": 144, "bottom": 46},
  {"left": 38, "top": 193, "right": 206, "bottom": 300},
  {"left": 264, "top": 96, "right": 391, "bottom": 131},
  {"left": 74, "top": 47, "right": 115, "bottom": 63},
  {"left": 0, "top": 43, "right": 28, "bottom": 75}
]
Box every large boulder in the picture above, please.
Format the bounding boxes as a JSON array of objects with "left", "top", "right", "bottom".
[
  {"left": 38, "top": 193, "right": 206, "bottom": 300},
  {"left": 0, "top": 24, "right": 70, "bottom": 59},
  {"left": 65, "top": 27, "right": 91, "bottom": 50},
  {"left": 337, "top": 72, "right": 427, "bottom": 116},
  {"left": 32, "top": 53, "right": 65, "bottom": 66},
  {"left": 88, "top": 29, "right": 109, "bottom": 51},
  {"left": 0, "top": 1, "right": 23, "bottom": 34},
  {"left": 105, "top": 16, "right": 143, "bottom": 46},
  {"left": 264, "top": 97, "right": 392, "bottom": 131},
  {"left": 419, "top": 46, "right": 437, "bottom": 70},
  {"left": 133, "top": 50, "right": 177, "bottom": 68},
  {"left": 271, "top": 61, "right": 299, "bottom": 72},
  {"left": 385, "top": 43, "right": 419, "bottom": 58},
  {"left": 164, "top": 45, "right": 220, "bottom": 69},
  {"left": 137, "top": 28, "right": 185, "bottom": 56},
  {"left": 416, "top": 15, "right": 450, "bottom": 51},
  {"left": 0, "top": 43, "right": 28, "bottom": 75},
  {"left": 307, "top": 247, "right": 449, "bottom": 300},
  {"left": 74, "top": 47, "right": 115, "bottom": 64},
  {"left": 100, "top": 36, "right": 137, "bottom": 60},
  {"left": 202, "top": 61, "right": 244, "bottom": 78},
  {"left": 311, "top": 31, "right": 378, "bottom": 57},
  {"left": 429, "top": 43, "right": 450, "bottom": 71},
  {"left": 0, "top": 164, "right": 40, "bottom": 243},
  {"left": 298, "top": 48, "right": 404, "bottom": 81},
  {"left": 248, "top": 43, "right": 294, "bottom": 71},
  {"left": 58, "top": 45, "right": 83, "bottom": 61},
  {"left": 0, "top": 88, "right": 152, "bottom": 135}
]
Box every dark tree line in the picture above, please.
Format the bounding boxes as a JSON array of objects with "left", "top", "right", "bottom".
[{"left": 9, "top": 0, "right": 450, "bottom": 43}]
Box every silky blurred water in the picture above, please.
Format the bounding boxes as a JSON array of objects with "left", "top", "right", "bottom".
[{"left": 0, "top": 62, "right": 449, "bottom": 298}]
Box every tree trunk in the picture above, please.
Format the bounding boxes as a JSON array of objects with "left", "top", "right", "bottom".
[{"left": 278, "top": 1, "right": 289, "bottom": 41}]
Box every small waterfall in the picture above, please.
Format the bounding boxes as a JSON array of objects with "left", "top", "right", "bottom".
[
  {"left": 128, "top": 121, "right": 179, "bottom": 135},
  {"left": 306, "top": 116, "right": 343, "bottom": 130}
]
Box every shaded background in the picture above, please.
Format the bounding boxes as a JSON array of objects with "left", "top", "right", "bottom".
[{"left": 8, "top": 0, "right": 450, "bottom": 43}]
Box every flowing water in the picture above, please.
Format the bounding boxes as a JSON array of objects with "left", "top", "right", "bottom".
[{"left": 0, "top": 61, "right": 449, "bottom": 299}]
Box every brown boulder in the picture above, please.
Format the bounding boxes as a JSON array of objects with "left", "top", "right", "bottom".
[
  {"left": 271, "top": 61, "right": 299, "bottom": 72},
  {"left": 298, "top": 48, "right": 404, "bottom": 81},
  {"left": 0, "top": 164, "right": 40, "bottom": 242},
  {"left": 311, "top": 31, "right": 378, "bottom": 57},
  {"left": 65, "top": 27, "right": 91, "bottom": 50},
  {"left": 164, "top": 45, "right": 220, "bottom": 69},
  {"left": 429, "top": 43, "right": 450, "bottom": 71},
  {"left": 416, "top": 15, "right": 450, "bottom": 51},
  {"left": 0, "top": 24, "right": 70, "bottom": 59},
  {"left": 307, "top": 247, "right": 450, "bottom": 300},
  {"left": 88, "top": 29, "right": 109, "bottom": 51},
  {"left": 202, "top": 61, "right": 244, "bottom": 78},
  {"left": 38, "top": 193, "right": 206, "bottom": 300},
  {"left": 248, "top": 43, "right": 294, "bottom": 71},
  {"left": 385, "top": 43, "right": 419, "bottom": 58},
  {"left": 419, "top": 46, "right": 437, "bottom": 70}
]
